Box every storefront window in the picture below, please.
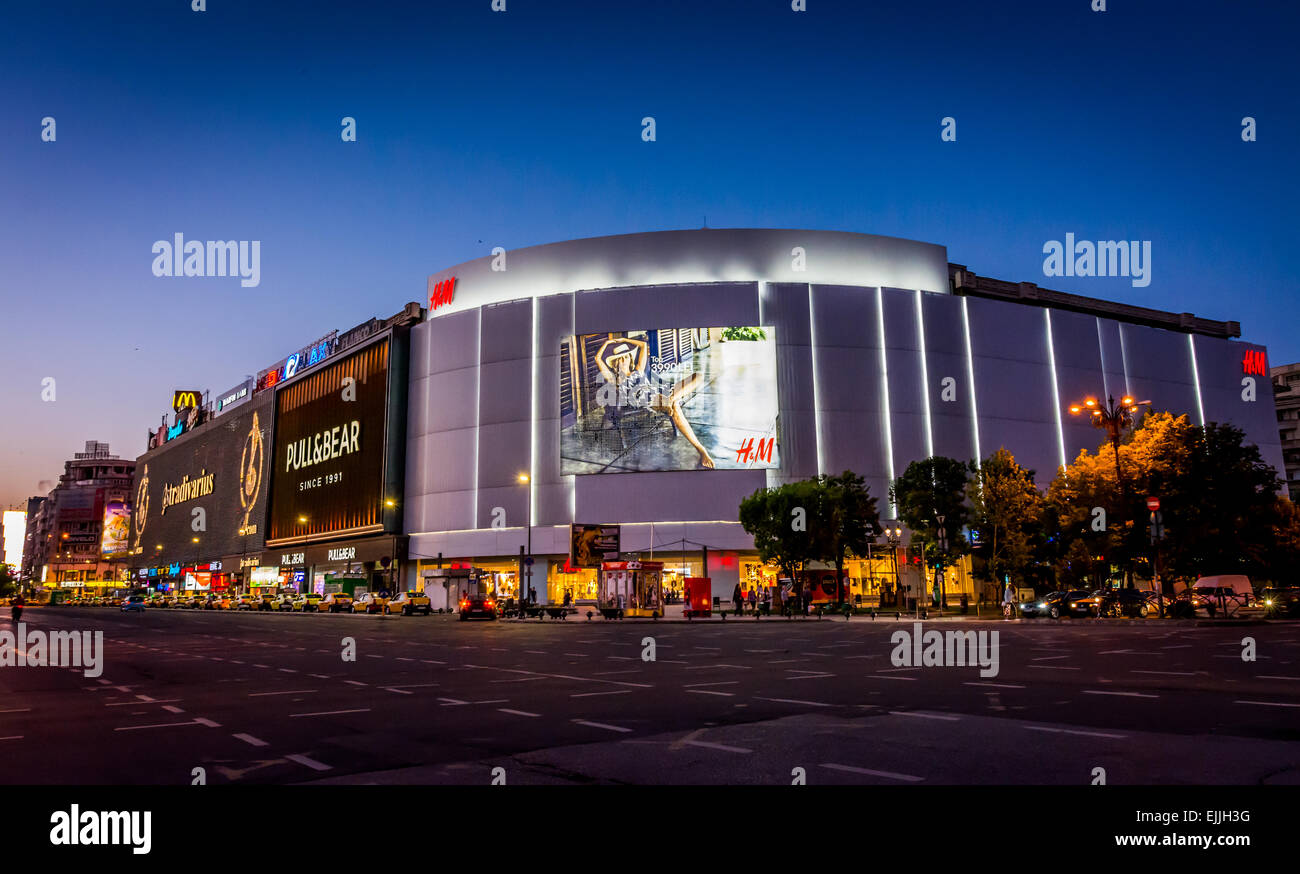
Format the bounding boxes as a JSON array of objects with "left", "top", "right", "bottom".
[{"left": 548, "top": 562, "right": 596, "bottom": 603}]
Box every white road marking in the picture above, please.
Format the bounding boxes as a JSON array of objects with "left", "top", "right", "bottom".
[
  {"left": 162, "top": 705, "right": 185, "bottom": 714},
  {"left": 889, "top": 711, "right": 960, "bottom": 721},
  {"left": 1028, "top": 665, "right": 1080, "bottom": 671},
  {"left": 438, "top": 697, "right": 468, "bottom": 705},
  {"left": 683, "top": 681, "right": 739, "bottom": 688},
  {"left": 1084, "top": 690, "right": 1158, "bottom": 699},
  {"left": 289, "top": 708, "right": 371, "bottom": 718},
  {"left": 286, "top": 753, "right": 333, "bottom": 771},
  {"left": 1257, "top": 676, "right": 1300, "bottom": 681},
  {"left": 499, "top": 708, "right": 541, "bottom": 717},
  {"left": 1131, "top": 670, "right": 1195, "bottom": 676},
  {"left": 684, "top": 740, "right": 751, "bottom": 753},
  {"left": 573, "top": 719, "right": 633, "bottom": 733},
  {"left": 115, "top": 720, "right": 207, "bottom": 732},
  {"left": 571, "top": 690, "right": 635, "bottom": 698},
  {"left": 249, "top": 690, "right": 318, "bottom": 697},
  {"left": 1024, "top": 725, "right": 1127, "bottom": 739},
  {"left": 0, "top": 736, "right": 23, "bottom": 741},
  {"left": 1235, "top": 700, "right": 1300, "bottom": 708},
  {"left": 686, "top": 689, "right": 735, "bottom": 697},
  {"left": 755, "top": 696, "right": 834, "bottom": 707},
  {"left": 233, "top": 733, "right": 268, "bottom": 747},
  {"left": 344, "top": 680, "right": 368, "bottom": 687},
  {"left": 821, "top": 763, "right": 923, "bottom": 782},
  {"left": 0, "top": 708, "right": 32, "bottom": 714},
  {"left": 964, "top": 682, "right": 1025, "bottom": 689},
  {"left": 865, "top": 674, "right": 916, "bottom": 681}
]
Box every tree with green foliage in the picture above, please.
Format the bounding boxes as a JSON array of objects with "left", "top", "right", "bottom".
[
  {"left": 967, "top": 448, "right": 1045, "bottom": 590},
  {"left": 890, "top": 455, "right": 970, "bottom": 561},
  {"left": 818, "top": 470, "right": 881, "bottom": 599}
]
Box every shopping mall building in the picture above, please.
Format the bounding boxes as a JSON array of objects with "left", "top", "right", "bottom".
[{"left": 404, "top": 229, "right": 1283, "bottom": 607}]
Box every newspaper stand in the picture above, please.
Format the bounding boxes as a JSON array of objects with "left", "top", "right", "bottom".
[{"left": 598, "top": 560, "right": 664, "bottom": 619}]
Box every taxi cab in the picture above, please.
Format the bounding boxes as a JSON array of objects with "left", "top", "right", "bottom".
[
  {"left": 352, "top": 593, "right": 389, "bottom": 614},
  {"left": 292, "top": 592, "right": 323, "bottom": 612},
  {"left": 386, "top": 592, "right": 432, "bottom": 616},
  {"left": 321, "top": 592, "right": 354, "bottom": 613}
]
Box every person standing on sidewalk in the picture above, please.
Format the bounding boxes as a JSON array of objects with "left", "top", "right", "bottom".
[
  {"left": 1002, "top": 580, "right": 1016, "bottom": 619},
  {"left": 732, "top": 582, "right": 744, "bottom": 616}
]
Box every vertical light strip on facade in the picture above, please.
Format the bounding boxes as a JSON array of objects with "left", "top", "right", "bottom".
[
  {"left": 915, "top": 290, "right": 935, "bottom": 459},
  {"left": 877, "top": 287, "right": 897, "bottom": 514},
  {"left": 808, "top": 285, "right": 825, "bottom": 475},
  {"left": 960, "top": 297, "right": 982, "bottom": 467},
  {"left": 1118, "top": 322, "right": 1133, "bottom": 398},
  {"left": 1044, "top": 309, "right": 1067, "bottom": 471},
  {"left": 569, "top": 293, "right": 577, "bottom": 522},
  {"left": 1188, "top": 333, "right": 1206, "bottom": 426},
  {"left": 530, "top": 296, "right": 538, "bottom": 522},
  {"left": 1096, "top": 318, "right": 1111, "bottom": 401},
  {"left": 473, "top": 308, "right": 482, "bottom": 527}
]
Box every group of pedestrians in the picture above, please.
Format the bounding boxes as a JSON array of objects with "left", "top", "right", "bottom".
[{"left": 731, "top": 582, "right": 808, "bottom": 616}]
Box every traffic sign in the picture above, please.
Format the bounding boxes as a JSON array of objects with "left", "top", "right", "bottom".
[{"left": 1146, "top": 496, "right": 1160, "bottom": 511}]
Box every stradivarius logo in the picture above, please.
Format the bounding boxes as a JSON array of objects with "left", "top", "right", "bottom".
[
  {"left": 889, "top": 622, "right": 1000, "bottom": 678},
  {"left": 49, "top": 804, "right": 151, "bottom": 855}
]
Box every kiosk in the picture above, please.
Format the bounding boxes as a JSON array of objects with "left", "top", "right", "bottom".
[{"left": 598, "top": 560, "right": 664, "bottom": 619}]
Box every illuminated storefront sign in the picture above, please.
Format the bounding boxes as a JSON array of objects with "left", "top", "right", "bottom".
[
  {"left": 172, "top": 390, "right": 202, "bottom": 411},
  {"left": 327, "top": 547, "right": 356, "bottom": 562},
  {"left": 166, "top": 422, "right": 185, "bottom": 441},
  {"left": 217, "top": 385, "right": 249, "bottom": 411},
  {"left": 1243, "top": 349, "right": 1267, "bottom": 377},
  {"left": 255, "top": 334, "right": 337, "bottom": 394},
  {"left": 429, "top": 276, "right": 456, "bottom": 310},
  {"left": 280, "top": 552, "right": 305, "bottom": 565}
]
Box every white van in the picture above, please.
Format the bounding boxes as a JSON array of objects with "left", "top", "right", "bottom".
[{"left": 1191, "top": 575, "right": 1254, "bottom": 606}]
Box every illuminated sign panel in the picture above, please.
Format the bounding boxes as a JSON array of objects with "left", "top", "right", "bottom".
[
  {"left": 429, "top": 276, "right": 456, "bottom": 310},
  {"left": 267, "top": 339, "right": 390, "bottom": 542},
  {"left": 559, "top": 326, "right": 780, "bottom": 474},
  {"left": 100, "top": 502, "right": 130, "bottom": 556},
  {"left": 130, "top": 393, "right": 273, "bottom": 561},
  {"left": 173, "top": 390, "right": 202, "bottom": 411},
  {"left": 255, "top": 334, "right": 337, "bottom": 394},
  {"left": 1243, "top": 349, "right": 1267, "bottom": 377},
  {"left": 2, "top": 510, "right": 27, "bottom": 569}
]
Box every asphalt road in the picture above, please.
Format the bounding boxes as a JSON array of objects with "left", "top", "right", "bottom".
[{"left": 3, "top": 607, "right": 1299, "bottom": 785}]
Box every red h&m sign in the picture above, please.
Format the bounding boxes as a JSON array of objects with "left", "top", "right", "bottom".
[
  {"left": 1242, "top": 349, "right": 1267, "bottom": 377},
  {"left": 429, "top": 277, "right": 456, "bottom": 311}
]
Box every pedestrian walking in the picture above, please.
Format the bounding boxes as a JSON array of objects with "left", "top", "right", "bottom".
[
  {"left": 732, "top": 582, "right": 744, "bottom": 615},
  {"left": 1002, "top": 579, "right": 1016, "bottom": 619},
  {"left": 747, "top": 588, "right": 756, "bottom": 612}
]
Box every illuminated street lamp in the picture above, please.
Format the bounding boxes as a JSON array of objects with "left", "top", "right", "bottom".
[
  {"left": 518, "top": 473, "right": 532, "bottom": 606},
  {"left": 1068, "top": 394, "right": 1150, "bottom": 585},
  {"left": 884, "top": 523, "right": 904, "bottom": 609}
]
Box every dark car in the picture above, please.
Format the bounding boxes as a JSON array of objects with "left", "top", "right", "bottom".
[
  {"left": 1023, "top": 590, "right": 1095, "bottom": 619},
  {"left": 459, "top": 593, "right": 498, "bottom": 621},
  {"left": 120, "top": 595, "right": 147, "bottom": 613},
  {"left": 1099, "top": 587, "right": 1153, "bottom": 618},
  {"left": 1261, "top": 586, "right": 1300, "bottom": 618}
]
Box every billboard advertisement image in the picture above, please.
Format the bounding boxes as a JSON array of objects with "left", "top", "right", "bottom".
[
  {"left": 560, "top": 326, "right": 779, "bottom": 474},
  {"left": 267, "top": 338, "right": 391, "bottom": 542},
  {"left": 100, "top": 501, "right": 131, "bottom": 556}
]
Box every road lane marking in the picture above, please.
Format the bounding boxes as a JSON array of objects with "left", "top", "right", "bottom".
[
  {"left": 864, "top": 674, "right": 916, "bottom": 681},
  {"left": 499, "top": 709, "right": 541, "bottom": 717},
  {"left": 1024, "top": 725, "right": 1127, "bottom": 739},
  {"left": 1083, "top": 690, "right": 1159, "bottom": 699},
  {"left": 889, "top": 711, "right": 960, "bottom": 721},
  {"left": 1235, "top": 700, "right": 1300, "bottom": 708},
  {"left": 573, "top": 720, "right": 633, "bottom": 733},
  {"left": 162, "top": 705, "right": 185, "bottom": 714},
  {"left": 233, "top": 733, "right": 269, "bottom": 747},
  {"left": 821, "top": 763, "right": 923, "bottom": 782},
  {"left": 1130, "top": 670, "right": 1196, "bottom": 676},
  {"left": 684, "top": 740, "right": 751, "bottom": 753},
  {"left": 571, "top": 690, "right": 635, "bottom": 698},
  {"left": 683, "top": 681, "right": 739, "bottom": 688},
  {"left": 438, "top": 697, "right": 468, "bottom": 705},
  {"left": 964, "top": 682, "right": 1025, "bottom": 689},
  {"left": 686, "top": 689, "right": 735, "bottom": 697},
  {"left": 249, "top": 690, "right": 318, "bottom": 697},
  {"left": 1257, "top": 676, "right": 1300, "bottom": 681},
  {"left": 1028, "top": 665, "right": 1080, "bottom": 670},
  {"left": 344, "top": 680, "right": 368, "bottom": 686},
  {"left": 755, "top": 697, "right": 834, "bottom": 707},
  {"left": 0, "top": 736, "right": 23, "bottom": 741},
  {"left": 0, "top": 709, "right": 32, "bottom": 714},
  {"left": 285, "top": 753, "right": 332, "bottom": 771},
  {"left": 289, "top": 708, "right": 371, "bottom": 718},
  {"left": 115, "top": 720, "right": 207, "bottom": 732}
]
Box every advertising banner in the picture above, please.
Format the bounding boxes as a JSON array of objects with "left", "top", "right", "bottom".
[
  {"left": 569, "top": 524, "right": 620, "bottom": 568},
  {"left": 100, "top": 501, "right": 131, "bottom": 556},
  {"left": 266, "top": 338, "right": 390, "bottom": 542},
  {"left": 559, "top": 326, "right": 779, "bottom": 474},
  {"left": 130, "top": 391, "right": 273, "bottom": 563}
]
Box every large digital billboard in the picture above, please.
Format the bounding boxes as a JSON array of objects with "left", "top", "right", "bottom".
[
  {"left": 266, "top": 338, "right": 391, "bottom": 543},
  {"left": 130, "top": 391, "right": 273, "bottom": 562},
  {"left": 559, "top": 326, "right": 779, "bottom": 474}
]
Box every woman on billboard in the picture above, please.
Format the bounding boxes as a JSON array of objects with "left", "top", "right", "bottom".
[{"left": 594, "top": 336, "right": 715, "bottom": 469}]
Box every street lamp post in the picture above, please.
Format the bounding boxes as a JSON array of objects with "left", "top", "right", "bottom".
[
  {"left": 518, "top": 474, "right": 532, "bottom": 606},
  {"left": 884, "top": 523, "right": 903, "bottom": 610},
  {"left": 1068, "top": 394, "right": 1150, "bottom": 586}
]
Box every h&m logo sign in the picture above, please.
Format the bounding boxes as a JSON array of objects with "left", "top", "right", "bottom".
[
  {"left": 1242, "top": 349, "right": 1267, "bottom": 377},
  {"left": 429, "top": 276, "right": 456, "bottom": 311}
]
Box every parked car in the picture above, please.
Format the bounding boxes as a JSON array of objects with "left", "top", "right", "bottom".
[
  {"left": 386, "top": 592, "right": 432, "bottom": 616},
  {"left": 1191, "top": 575, "right": 1254, "bottom": 607},
  {"left": 120, "top": 594, "right": 147, "bottom": 613},
  {"left": 1099, "top": 587, "right": 1153, "bottom": 618},
  {"left": 1018, "top": 591, "right": 1075, "bottom": 618},
  {"left": 292, "top": 593, "right": 323, "bottom": 613},
  {"left": 256, "top": 594, "right": 278, "bottom": 611},
  {"left": 1262, "top": 586, "right": 1300, "bottom": 618},
  {"left": 320, "top": 592, "right": 354, "bottom": 613},
  {"left": 351, "top": 593, "right": 389, "bottom": 614},
  {"left": 233, "top": 594, "right": 256, "bottom": 610},
  {"left": 274, "top": 594, "right": 296, "bottom": 611}
]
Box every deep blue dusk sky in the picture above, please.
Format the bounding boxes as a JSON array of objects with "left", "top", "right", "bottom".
[{"left": 1, "top": 0, "right": 1296, "bottom": 507}]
